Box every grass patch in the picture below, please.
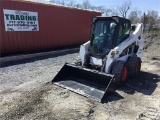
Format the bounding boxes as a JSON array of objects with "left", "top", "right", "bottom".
[{"left": 144, "top": 30, "right": 160, "bottom": 35}]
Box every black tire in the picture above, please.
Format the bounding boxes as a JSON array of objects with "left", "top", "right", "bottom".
[
  {"left": 111, "top": 61, "right": 129, "bottom": 85},
  {"left": 128, "top": 55, "right": 141, "bottom": 78}
]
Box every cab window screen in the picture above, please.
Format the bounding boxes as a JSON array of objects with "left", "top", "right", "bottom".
[{"left": 117, "top": 23, "right": 130, "bottom": 45}]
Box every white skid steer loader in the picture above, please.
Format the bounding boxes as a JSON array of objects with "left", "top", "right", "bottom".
[{"left": 52, "top": 16, "right": 144, "bottom": 102}]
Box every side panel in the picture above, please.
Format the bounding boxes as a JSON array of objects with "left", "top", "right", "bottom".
[
  {"left": 105, "top": 23, "right": 144, "bottom": 73},
  {"left": 80, "top": 41, "right": 90, "bottom": 65}
]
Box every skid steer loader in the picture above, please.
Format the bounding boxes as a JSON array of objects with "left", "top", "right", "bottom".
[{"left": 52, "top": 16, "right": 144, "bottom": 102}]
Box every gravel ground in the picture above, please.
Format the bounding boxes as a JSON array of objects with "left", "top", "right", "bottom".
[{"left": 0, "top": 33, "right": 160, "bottom": 120}]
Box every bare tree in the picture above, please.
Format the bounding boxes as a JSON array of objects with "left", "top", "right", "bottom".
[
  {"left": 50, "top": 0, "right": 82, "bottom": 8},
  {"left": 60, "top": 0, "right": 68, "bottom": 5},
  {"left": 67, "top": 0, "right": 76, "bottom": 7},
  {"left": 128, "top": 9, "right": 142, "bottom": 23},
  {"left": 50, "top": 0, "right": 56, "bottom": 3},
  {"left": 82, "top": 0, "right": 91, "bottom": 9},
  {"left": 147, "top": 10, "right": 159, "bottom": 26},
  {"left": 50, "top": 0, "right": 68, "bottom": 6},
  {"left": 94, "top": 6, "right": 112, "bottom": 16},
  {"left": 112, "top": 0, "right": 132, "bottom": 18},
  {"left": 75, "top": 4, "right": 83, "bottom": 8},
  {"left": 140, "top": 12, "right": 149, "bottom": 31},
  {"left": 141, "top": 10, "right": 159, "bottom": 31}
]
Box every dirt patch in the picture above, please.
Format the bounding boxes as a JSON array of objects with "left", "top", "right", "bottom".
[
  {"left": 0, "top": 82, "right": 96, "bottom": 120},
  {"left": 0, "top": 84, "right": 49, "bottom": 120},
  {"left": 0, "top": 33, "right": 160, "bottom": 120}
]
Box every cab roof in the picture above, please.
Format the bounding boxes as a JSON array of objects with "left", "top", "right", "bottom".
[{"left": 93, "top": 16, "right": 131, "bottom": 24}]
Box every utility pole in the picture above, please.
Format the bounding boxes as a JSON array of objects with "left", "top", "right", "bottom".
[{"left": 143, "top": 12, "right": 146, "bottom": 31}]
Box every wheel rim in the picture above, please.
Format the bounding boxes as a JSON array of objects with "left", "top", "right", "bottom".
[
  {"left": 136, "top": 62, "right": 140, "bottom": 74},
  {"left": 122, "top": 66, "right": 127, "bottom": 81}
]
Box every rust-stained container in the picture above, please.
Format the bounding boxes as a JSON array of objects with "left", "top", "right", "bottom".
[{"left": 0, "top": 0, "right": 101, "bottom": 56}]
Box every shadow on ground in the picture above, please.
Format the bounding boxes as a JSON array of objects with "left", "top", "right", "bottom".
[
  {"left": 0, "top": 50, "right": 78, "bottom": 68},
  {"left": 124, "top": 71, "right": 159, "bottom": 95},
  {"left": 103, "top": 71, "right": 159, "bottom": 103}
]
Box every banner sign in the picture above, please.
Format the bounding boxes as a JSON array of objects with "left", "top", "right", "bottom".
[{"left": 3, "top": 9, "right": 39, "bottom": 31}]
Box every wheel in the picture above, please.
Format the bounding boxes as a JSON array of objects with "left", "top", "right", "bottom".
[
  {"left": 128, "top": 55, "right": 141, "bottom": 78},
  {"left": 111, "top": 61, "right": 129, "bottom": 85}
]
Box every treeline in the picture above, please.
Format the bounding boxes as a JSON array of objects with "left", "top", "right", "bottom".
[
  {"left": 50, "top": 0, "right": 160, "bottom": 29},
  {"left": 49, "top": 0, "right": 109, "bottom": 14}
]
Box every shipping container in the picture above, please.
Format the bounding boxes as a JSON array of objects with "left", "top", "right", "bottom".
[{"left": 0, "top": 0, "right": 101, "bottom": 56}]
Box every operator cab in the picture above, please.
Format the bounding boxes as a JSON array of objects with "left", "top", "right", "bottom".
[{"left": 89, "top": 16, "right": 131, "bottom": 58}]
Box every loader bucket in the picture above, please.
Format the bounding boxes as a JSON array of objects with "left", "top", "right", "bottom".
[{"left": 52, "top": 63, "right": 115, "bottom": 102}]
